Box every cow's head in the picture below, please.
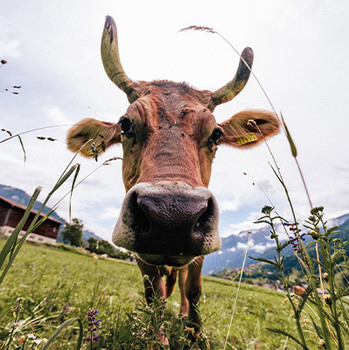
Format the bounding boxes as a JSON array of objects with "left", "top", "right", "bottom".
[{"left": 67, "top": 16, "right": 280, "bottom": 267}]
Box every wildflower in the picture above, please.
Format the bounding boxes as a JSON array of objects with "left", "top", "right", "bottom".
[
  {"left": 324, "top": 294, "right": 332, "bottom": 306},
  {"left": 261, "top": 205, "right": 273, "bottom": 215},
  {"left": 308, "top": 230, "right": 319, "bottom": 240},
  {"left": 12, "top": 297, "right": 23, "bottom": 319},
  {"left": 184, "top": 327, "right": 195, "bottom": 336},
  {"left": 87, "top": 309, "right": 101, "bottom": 344},
  {"left": 288, "top": 233, "right": 305, "bottom": 252},
  {"left": 310, "top": 206, "right": 324, "bottom": 216},
  {"left": 59, "top": 302, "right": 71, "bottom": 322},
  {"left": 20, "top": 336, "right": 26, "bottom": 344}
]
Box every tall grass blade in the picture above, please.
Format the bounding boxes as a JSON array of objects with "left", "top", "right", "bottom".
[
  {"left": 0, "top": 164, "right": 79, "bottom": 285},
  {"left": 16, "top": 135, "right": 27, "bottom": 163},
  {"left": 69, "top": 164, "right": 81, "bottom": 221},
  {"left": 27, "top": 164, "right": 80, "bottom": 234},
  {"left": 310, "top": 314, "right": 324, "bottom": 339},
  {"left": 42, "top": 318, "right": 83, "bottom": 350},
  {"left": 0, "top": 186, "right": 42, "bottom": 271},
  {"left": 0, "top": 124, "right": 73, "bottom": 144},
  {"left": 280, "top": 112, "right": 297, "bottom": 158},
  {"left": 51, "top": 163, "right": 80, "bottom": 195},
  {"left": 280, "top": 112, "right": 313, "bottom": 209},
  {"left": 223, "top": 235, "right": 250, "bottom": 350}
]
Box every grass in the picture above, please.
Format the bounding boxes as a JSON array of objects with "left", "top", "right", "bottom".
[{"left": 0, "top": 238, "right": 309, "bottom": 349}]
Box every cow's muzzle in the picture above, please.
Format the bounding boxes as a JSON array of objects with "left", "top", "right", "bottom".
[{"left": 113, "top": 181, "right": 221, "bottom": 266}]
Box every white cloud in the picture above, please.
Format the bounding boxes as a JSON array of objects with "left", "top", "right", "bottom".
[
  {"left": 219, "top": 199, "right": 241, "bottom": 212},
  {"left": 0, "top": 17, "right": 22, "bottom": 58},
  {"left": 0, "top": 39, "right": 21, "bottom": 58},
  {"left": 221, "top": 211, "right": 263, "bottom": 237},
  {"left": 100, "top": 207, "right": 121, "bottom": 220},
  {"left": 237, "top": 239, "right": 275, "bottom": 254},
  {"left": 43, "top": 106, "right": 73, "bottom": 125}
]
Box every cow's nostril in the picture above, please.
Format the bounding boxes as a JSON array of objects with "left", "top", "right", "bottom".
[
  {"left": 194, "top": 197, "right": 215, "bottom": 234},
  {"left": 129, "top": 192, "right": 151, "bottom": 232}
]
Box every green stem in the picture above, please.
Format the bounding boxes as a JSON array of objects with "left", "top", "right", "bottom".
[
  {"left": 294, "top": 158, "right": 313, "bottom": 209},
  {"left": 0, "top": 124, "right": 73, "bottom": 144},
  {"left": 321, "top": 222, "right": 345, "bottom": 349},
  {"left": 275, "top": 169, "right": 333, "bottom": 349},
  {"left": 270, "top": 215, "right": 309, "bottom": 349}
]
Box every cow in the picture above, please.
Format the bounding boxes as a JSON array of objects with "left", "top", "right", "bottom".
[{"left": 67, "top": 16, "right": 280, "bottom": 343}]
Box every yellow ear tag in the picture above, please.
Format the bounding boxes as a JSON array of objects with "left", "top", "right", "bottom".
[
  {"left": 85, "top": 142, "right": 105, "bottom": 157},
  {"left": 236, "top": 132, "right": 257, "bottom": 146}
]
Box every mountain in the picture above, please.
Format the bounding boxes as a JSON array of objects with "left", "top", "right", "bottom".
[
  {"left": 327, "top": 213, "right": 349, "bottom": 227},
  {"left": 202, "top": 224, "right": 278, "bottom": 275},
  {"left": 0, "top": 184, "right": 102, "bottom": 243},
  {"left": 261, "top": 217, "right": 349, "bottom": 277},
  {"left": 213, "top": 216, "right": 349, "bottom": 285},
  {"left": 0, "top": 184, "right": 64, "bottom": 223},
  {"left": 202, "top": 212, "right": 349, "bottom": 275}
]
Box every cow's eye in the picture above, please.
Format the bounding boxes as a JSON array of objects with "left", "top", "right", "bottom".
[
  {"left": 208, "top": 128, "right": 223, "bottom": 145},
  {"left": 118, "top": 117, "right": 133, "bottom": 135}
]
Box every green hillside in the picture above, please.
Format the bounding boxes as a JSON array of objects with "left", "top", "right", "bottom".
[{"left": 0, "top": 238, "right": 319, "bottom": 349}]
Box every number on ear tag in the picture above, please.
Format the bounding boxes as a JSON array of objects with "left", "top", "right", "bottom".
[{"left": 236, "top": 132, "right": 257, "bottom": 146}]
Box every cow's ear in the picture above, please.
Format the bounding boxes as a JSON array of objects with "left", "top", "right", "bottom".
[
  {"left": 219, "top": 110, "right": 280, "bottom": 148},
  {"left": 67, "top": 118, "right": 121, "bottom": 157}
]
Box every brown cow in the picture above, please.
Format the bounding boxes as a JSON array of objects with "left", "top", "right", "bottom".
[{"left": 67, "top": 16, "right": 280, "bottom": 342}]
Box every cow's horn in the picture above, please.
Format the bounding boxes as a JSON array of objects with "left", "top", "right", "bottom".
[
  {"left": 208, "top": 47, "right": 254, "bottom": 111},
  {"left": 101, "top": 16, "right": 139, "bottom": 103}
]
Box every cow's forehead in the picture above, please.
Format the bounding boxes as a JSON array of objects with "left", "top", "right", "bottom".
[{"left": 125, "top": 81, "right": 216, "bottom": 130}]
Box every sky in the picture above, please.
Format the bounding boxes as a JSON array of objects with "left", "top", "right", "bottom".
[{"left": 1, "top": 0, "right": 349, "bottom": 242}]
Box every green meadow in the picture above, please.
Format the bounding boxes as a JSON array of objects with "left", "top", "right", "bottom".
[{"left": 0, "top": 239, "right": 318, "bottom": 349}]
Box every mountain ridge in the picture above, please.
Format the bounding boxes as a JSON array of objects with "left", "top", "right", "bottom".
[{"left": 202, "top": 212, "right": 349, "bottom": 275}]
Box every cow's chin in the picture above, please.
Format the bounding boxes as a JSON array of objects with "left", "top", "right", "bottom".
[{"left": 137, "top": 253, "right": 195, "bottom": 267}]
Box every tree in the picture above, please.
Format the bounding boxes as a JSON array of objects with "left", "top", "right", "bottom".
[
  {"left": 87, "top": 237, "right": 133, "bottom": 260},
  {"left": 87, "top": 238, "right": 115, "bottom": 256},
  {"left": 87, "top": 237, "right": 98, "bottom": 253},
  {"left": 61, "top": 218, "right": 83, "bottom": 247}
]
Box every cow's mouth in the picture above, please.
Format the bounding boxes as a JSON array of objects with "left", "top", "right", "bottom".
[{"left": 137, "top": 253, "right": 195, "bottom": 267}]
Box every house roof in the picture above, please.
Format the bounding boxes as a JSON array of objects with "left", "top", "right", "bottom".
[{"left": 0, "top": 196, "right": 64, "bottom": 225}]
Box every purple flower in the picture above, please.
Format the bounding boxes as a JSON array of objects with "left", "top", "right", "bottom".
[{"left": 87, "top": 309, "right": 101, "bottom": 347}]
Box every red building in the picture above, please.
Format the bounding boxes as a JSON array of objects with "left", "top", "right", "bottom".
[{"left": 0, "top": 196, "right": 63, "bottom": 244}]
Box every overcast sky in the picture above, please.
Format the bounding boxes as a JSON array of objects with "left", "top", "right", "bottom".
[{"left": 1, "top": 0, "right": 348, "bottom": 241}]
